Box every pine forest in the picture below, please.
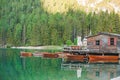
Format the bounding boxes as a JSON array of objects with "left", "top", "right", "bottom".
[{"left": 0, "top": 0, "right": 120, "bottom": 46}]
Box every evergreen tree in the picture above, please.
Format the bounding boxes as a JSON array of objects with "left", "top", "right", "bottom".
[{"left": 0, "top": 0, "right": 120, "bottom": 46}]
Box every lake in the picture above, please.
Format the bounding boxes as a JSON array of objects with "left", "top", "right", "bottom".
[{"left": 0, "top": 48, "right": 120, "bottom": 80}]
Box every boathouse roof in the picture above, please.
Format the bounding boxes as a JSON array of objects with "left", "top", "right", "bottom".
[{"left": 87, "top": 32, "right": 120, "bottom": 38}]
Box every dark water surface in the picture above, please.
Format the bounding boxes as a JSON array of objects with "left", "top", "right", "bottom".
[{"left": 0, "top": 48, "right": 120, "bottom": 80}]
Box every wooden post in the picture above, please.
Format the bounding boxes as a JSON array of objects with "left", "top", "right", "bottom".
[
  {"left": 102, "top": 53, "right": 104, "bottom": 56},
  {"left": 119, "top": 53, "right": 120, "bottom": 59},
  {"left": 62, "top": 58, "right": 64, "bottom": 62},
  {"left": 69, "top": 63, "right": 71, "bottom": 69},
  {"left": 118, "top": 53, "right": 120, "bottom": 64},
  {"left": 22, "top": 25, "right": 26, "bottom": 45}
]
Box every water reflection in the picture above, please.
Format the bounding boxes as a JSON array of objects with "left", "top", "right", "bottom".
[
  {"left": 77, "top": 68, "right": 82, "bottom": 78},
  {"left": 0, "top": 49, "right": 120, "bottom": 80},
  {"left": 61, "top": 62, "right": 120, "bottom": 80}
]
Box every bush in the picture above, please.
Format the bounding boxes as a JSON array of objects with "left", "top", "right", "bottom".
[
  {"left": 66, "top": 40, "right": 73, "bottom": 46},
  {"left": 6, "top": 44, "right": 12, "bottom": 48}
]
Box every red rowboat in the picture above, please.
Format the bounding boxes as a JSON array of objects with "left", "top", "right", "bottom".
[
  {"left": 67, "top": 55, "right": 86, "bottom": 62},
  {"left": 88, "top": 55, "right": 119, "bottom": 62},
  {"left": 43, "top": 53, "right": 59, "bottom": 58},
  {"left": 20, "top": 52, "right": 33, "bottom": 57}
]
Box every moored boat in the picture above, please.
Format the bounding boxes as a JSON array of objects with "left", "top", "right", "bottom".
[
  {"left": 88, "top": 55, "right": 119, "bottom": 62},
  {"left": 57, "top": 52, "right": 70, "bottom": 58},
  {"left": 33, "top": 52, "right": 43, "bottom": 57},
  {"left": 20, "top": 52, "right": 33, "bottom": 57},
  {"left": 66, "top": 55, "right": 86, "bottom": 62},
  {"left": 43, "top": 53, "right": 59, "bottom": 58}
]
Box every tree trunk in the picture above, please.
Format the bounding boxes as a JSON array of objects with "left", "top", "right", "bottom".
[{"left": 22, "top": 25, "right": 26, "bottom": 45}]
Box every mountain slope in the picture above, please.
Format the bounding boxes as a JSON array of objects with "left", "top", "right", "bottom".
[{"left": 41, "top": 0, "right": 120, "bottom": 14}]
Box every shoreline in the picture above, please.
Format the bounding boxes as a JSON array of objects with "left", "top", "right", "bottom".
[{"left": 11, "top": 46, "right": 62, "bottom": 50}]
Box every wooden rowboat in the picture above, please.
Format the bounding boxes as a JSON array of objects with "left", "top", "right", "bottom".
[
  {"left": 20, "top": 52, "right": 33, "bottom": 57},
  {"left": 43, "top": 53, "right": 59, "bottom": 58},
  {"left": 88, "top": 55, "right": 119, "bottom": 62},
  {"left": 67, "top": 55, "right": 86, "bottom": 62}
]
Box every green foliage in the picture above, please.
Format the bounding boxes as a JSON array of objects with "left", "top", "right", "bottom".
[
  {"left": 66, "top": 40, "right": 73, "bottom": 46},
  {"left": 74, "top": 38, "right": 77, "bottom": 45},
  {"left": 0, "top": 0, "right": 120, "bottom": 46}
]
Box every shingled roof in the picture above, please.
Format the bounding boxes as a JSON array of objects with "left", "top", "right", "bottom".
[{"left": 87, "top": 32, "right": 120, "bottom": 38}]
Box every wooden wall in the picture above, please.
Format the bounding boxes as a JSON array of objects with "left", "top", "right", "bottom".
[{"left": 87, "top": 35, "right": 118, "bottom": 53}]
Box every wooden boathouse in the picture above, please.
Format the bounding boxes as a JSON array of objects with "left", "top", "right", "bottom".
[
  {"left": 87, "top": 32, "right": 120, "bottom": 54},
  {"left": 64, "top": 32, "right": 120, "bottom": 54},
  {"left": 63, "top": 32, "right": 120, "bottom": 62}
]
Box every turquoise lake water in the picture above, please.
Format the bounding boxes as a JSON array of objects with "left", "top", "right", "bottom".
[{"left": 0, "top": 49, "right": 120, "bottom": 80}]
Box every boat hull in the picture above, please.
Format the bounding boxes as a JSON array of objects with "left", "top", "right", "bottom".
[
  {"left": 88, "top": 55, "right": 119, "bottom": 62},
  {"left": 67, "top": 55, "right": 86, "bottom": 62},
  {"left": 89, "top": 59, "right": 119, "bottom": 63},
  {"left": 20, "top": 52, "right": 33, "bottom": 57},
  {"left": 43, "top": 53, "right": 59, "bottom": 58}
]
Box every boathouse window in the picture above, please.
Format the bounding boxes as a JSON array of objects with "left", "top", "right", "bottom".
[
  {"left": 96, "top": 71, "right": 100, "bottom": 77},
  {"left": 96, "top": 40, "right": 100, "bottom": 45},
  {"left": 110, "top": 38, "right": 114, "bottom": 45}
]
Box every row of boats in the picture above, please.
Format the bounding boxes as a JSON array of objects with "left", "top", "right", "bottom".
[{"left": 20, "top": 52, "right": 119, "bottom": 63}]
